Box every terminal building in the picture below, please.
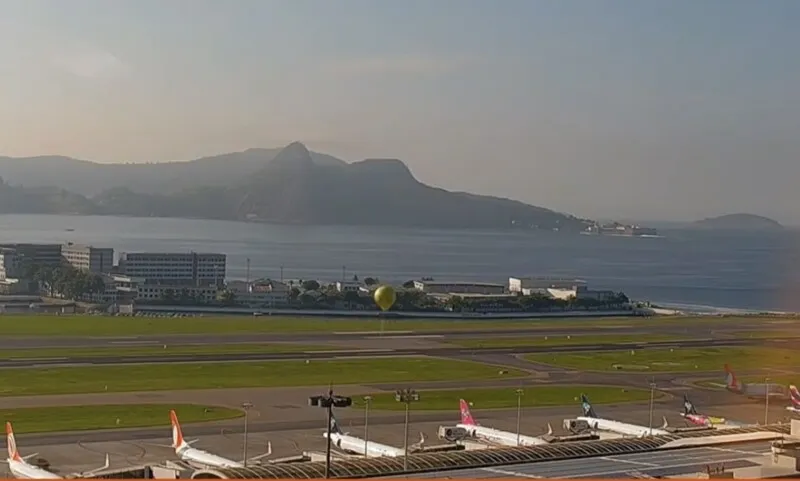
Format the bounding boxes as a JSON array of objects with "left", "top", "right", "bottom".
[
  {"left": 86, "top": 422, "right": 800, "bottom": 479},
  {"left": 413, "top": 280, "right": 507, "bottom": 295}
]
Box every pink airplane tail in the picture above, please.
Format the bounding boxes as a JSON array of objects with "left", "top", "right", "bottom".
[
  {"left": 790, "top": 385, "right": 800, "bottom": 407},
  {"left": 459, "top": 399, "right": 476, "bottom": 426}
]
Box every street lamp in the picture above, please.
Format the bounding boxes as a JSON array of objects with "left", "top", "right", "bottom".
[
  {"left": 363, "top": 396, "right": 372, "bottom": 458},
  {"left": 309, "top": 387, "right": 352, "bottom": 478},
  {"left": 765, "top": 377, "right": 770, "bottom": 425},
  {"left": 395, "top": 389, "right": 420, "bottom": 472},
  {"left": 648, "top": 379, "right": 656, "bottom": 436},
  {"left": 241, "top": 402, "right": 254, "bottom": 467},
  {"left": 515, "top": 388, "right": 524, "bottom": 446}
]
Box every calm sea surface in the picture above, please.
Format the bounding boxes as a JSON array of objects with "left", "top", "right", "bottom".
[{"left": 0, "top": 214, "right": 797, "bottom": 312}]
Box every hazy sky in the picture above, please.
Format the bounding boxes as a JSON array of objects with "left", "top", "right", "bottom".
[{"left": 1, "top": 0, "right": 798, "bottom": 224}]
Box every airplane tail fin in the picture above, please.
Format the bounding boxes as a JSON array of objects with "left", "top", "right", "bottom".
[
  {"left": 459, "top": 399, "right": 476, "bottom": 426},
  {"left": 545, "top": 423, "right": 553, "bottom": 436},
  {"left": 790, "top": 385, "right": 800, "bottom": 407},
  {"left": 683, "top": 394, "right": 698, "bottom": 415},
  {"left": 5, "top": 423, "right": 21, "bottom": 462},
  {"left": 661, "top": 416, "right": 669, "bottom": 429},
  {"left": 169, "top": 410, "right": 187, "bottom": 449},
  {"left": 724, "top": 363, "right": 740, "bottom": 390},
  {"left": 580, "top": 394, "right": 597, "bottom": 418},
  {"left": 329, "top": 413, "right": 343, "bottom": 435}
]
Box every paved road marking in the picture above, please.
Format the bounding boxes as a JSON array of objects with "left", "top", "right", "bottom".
[{"left": 110, "top": 340, "right": 162, "bottom": 345}]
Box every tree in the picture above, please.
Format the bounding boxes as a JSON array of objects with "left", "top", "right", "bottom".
[
  {"left": 343, "top": 290, "right": 361, "bottom": 307},
  {"left": 289, "top": 287, "right": 300, "bottom": 301},
  {"left": 364, "top": 277, "right": 379, "bottom": 286},
  {"left": 217, "top": 289, "right": 237, "bottom": 306},
  {"left": 301, "top": 280, "right": 320, "bottom": 291},
  {"left": 162, "top": 288, "right": 176, "bottom": 302},
  {"left": 402, "top": 280, "right": 415, "bottom": 289}
]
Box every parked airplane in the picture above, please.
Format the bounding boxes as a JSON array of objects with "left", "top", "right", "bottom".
[
  {"left": 170, "top": 410, "right": 272, "bottom": 469},
  {"left": 680, "top": 395, "right": 728, "bottom": 427},
  {"left": 786, "top": 385, "right": 800, "bottom": 414},
  {"left": 4, "top": 422, "right": 109, "bottom": 479},
  {"left": 578, "top": 394, "right": 669, "bottom": 437},
  {"left": 456, "top": 399, "right": 551, "bottom": 447},
  {"left": 323, "top": 413, "right": 424, "bottom": 458},
  {"left": 724, "top": 364, "right": 788, "bottom": 399}
]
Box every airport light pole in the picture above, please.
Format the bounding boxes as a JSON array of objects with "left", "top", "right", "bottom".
[
  {"left": 395, "top": 389, "right": 420, "bottom": 472},
  {"left": 648, "top": 379, "right": 656, "bottom": 436},
  {"left": 764, "top": 377, "right": 770, "bottom": 425},
  {"left": 241, "top": 401, "right": 254, "bottom": 467},
  {"left": 309, "top": 388, "right": 352, "bottom": 479},
  {"left": 515, "top": 388, "right": 524, "bottom": 446},
  {"left": 363, "top": 396, "right": 372, "bottom": 458}
]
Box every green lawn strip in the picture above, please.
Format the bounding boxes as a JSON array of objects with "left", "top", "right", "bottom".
[
  {"left": 0, "top": 314, "right": 777, "bottom": 337},
  {"left": 352, "top": 385, "right": 655, "bottom": 411},
  {"left": 524, "top": 347, "right": 798, "bottom": 373},
  {"left": 2, "top": 404, "right": 242, "bottom": 434},
  {"left": 451, "top": 334, "right": 689, "bottom": 349},
  {"left": 719, "top": 330, "right": 800, "bottom": 339},
  {"left": 0, "top": 343, "right": 334, "bottom": 360},
  {"left": 0, "top": 315, "right": 637, "bottom": 337},
  {"left": 0, "top": 358, "right": 525, "bottom": 397}
]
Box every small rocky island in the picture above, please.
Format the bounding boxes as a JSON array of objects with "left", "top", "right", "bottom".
[{"left": 689, "top": 213, "right": 785, "bottom": 232}]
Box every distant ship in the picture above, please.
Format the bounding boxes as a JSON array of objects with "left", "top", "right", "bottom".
[{"left": 582, "top": 222, "right": 660, "bottom": 237}]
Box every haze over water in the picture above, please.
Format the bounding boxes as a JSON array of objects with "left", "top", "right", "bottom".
[{"left": 0, "top": 214, "right": 797, "bottom": 312}]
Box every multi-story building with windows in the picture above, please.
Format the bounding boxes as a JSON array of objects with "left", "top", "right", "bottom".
[
  {"left": 62, "top": 243, "right": 114, "bottom": 273},
  {"left": 0, "top": 243, "right": 62, "bottom": 267},
  {"left": 117, "top": 252, "right": 226, "bottom": 287}
]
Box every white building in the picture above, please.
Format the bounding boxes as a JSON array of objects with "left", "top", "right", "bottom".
[
  {"left": 0, "top": 249, "right": 20, "bottom": 280},
  {"left": 509, "top": 277, "right": 586, "bottom": 294},
  {"left": 228, "top": 279, "right": 290, "bottom": 307},
  {"left": 118, "top": 252, "right": 226, "bottom": 287},
  {"left": 62, "top": 243, "right": 114, "bottom": 273},
  {"left": 112, "top": 274, "right": 219, "bottom": 304},
  {"left": 335, "top": 281, "right": 362, "bottom": 293},
  {"left": 413, "top": 280, "right": 506, "bottom": 295}
]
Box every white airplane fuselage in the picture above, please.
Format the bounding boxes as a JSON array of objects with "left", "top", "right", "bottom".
[
  {"left": 456, "top": 423, "right": 549, "bottom": 446},
  {"left": 176, "top": 445, "right": 244, "bottom": 468},
  {"left": 577, "top": 416, "right": 669, "bottom": 437},
  {"left": 7, "top": 459, "right": 62, "bottom": 479},
  {"left": 324, "top": 432, "right": 405, "bottom": 458}
]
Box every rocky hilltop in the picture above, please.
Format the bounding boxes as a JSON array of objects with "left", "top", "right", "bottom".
[{"left": 0, "top": 142, "right": 591, "bottom": 231}]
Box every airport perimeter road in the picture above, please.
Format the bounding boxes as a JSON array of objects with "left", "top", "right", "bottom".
[
  {"left": 0, "top": 319, "right": 788, "bottom": 349},
  {"left": 0, "top": 336, "right": 790, "bottom": 368}
]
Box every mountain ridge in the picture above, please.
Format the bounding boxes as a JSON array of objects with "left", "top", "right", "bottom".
[{"left": 0, "top": 142, "right": 591, "bottom": 231}]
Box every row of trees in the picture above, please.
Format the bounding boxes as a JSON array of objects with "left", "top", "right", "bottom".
[{"left": 25, "top": 262, "right": 106, "bottom": 301}]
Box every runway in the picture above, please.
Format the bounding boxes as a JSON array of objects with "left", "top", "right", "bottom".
[{"left": 0, "top": 336, "right": 790, "bottom": 367}]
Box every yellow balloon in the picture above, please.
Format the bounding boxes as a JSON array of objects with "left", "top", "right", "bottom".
[{"left": 373, "top": 285, "right": 397, "bottom": 311}]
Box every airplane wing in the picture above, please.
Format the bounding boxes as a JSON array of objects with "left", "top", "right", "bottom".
[
  {"left": 241, "top": 442, "right": 272, "bottom": 465},
  {"left": 70, "top": 454, "right": 110, "bottom": 477}
]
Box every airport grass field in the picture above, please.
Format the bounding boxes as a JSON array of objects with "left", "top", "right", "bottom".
[
  {"left": 352, "top": 385, "right": 656, "bottom": 411},
  {"left": 451, "top": 333, "right": 690, "bottom": 349},
  {"left": 1, "top": 404, "right": 243, "bottom": 434},
  {"left": 0, "top": 343, "right": 333, "bottom": 360},
  {"left": 0, "top": 357, "right": 526, "bottom": 396},
  {"left": 525, "top": 347, "right": 798, "bottom": 372},
  {"left": 0, "top": 313, "right": 779, "bottom": 337}
]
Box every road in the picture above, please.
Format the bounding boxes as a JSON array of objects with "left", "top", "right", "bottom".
[{"left": 0, "top": 336, "right": 790, "bottom": 368}]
